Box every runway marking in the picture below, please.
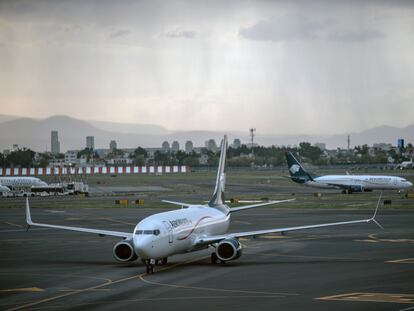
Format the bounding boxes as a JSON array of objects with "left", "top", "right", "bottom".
[
  {"left": 98, "top": 217, "right": 135, "bottom": 226},
  {"left": 65, "top": 217, "right": 82, "bottom": 221},
  {"left": 0, "top": 287, "right": 44, "bottom": 292},
  {"left": 316, "top": 292, "right": 414, "bottom": 304},
  {"left": 256, "top": 252, "right": 363, "bottom": 261},
  {"left": 354, "top": 233, "right": 414, "bottom": 244},
  {"left": 139, "top": 274, "right": 297, "bottom": 297},
  {"left": 7, "top": 255, "right": 209, "bottom": 311},
  {"left": 23, "top": 295, "right": 290, "bottom": 310},
  {"left": 386, "top": 258, "right": 414, "bottom": 264},
  {"left": 3, "top": 222, "right": 23, "bottom": 228}
]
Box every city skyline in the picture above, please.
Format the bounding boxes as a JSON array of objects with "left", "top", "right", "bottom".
[{"left": 1, "top": 1, "right": 413, "bottom": 136}]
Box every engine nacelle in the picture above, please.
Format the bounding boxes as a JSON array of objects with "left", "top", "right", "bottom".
[
  {"left": 216, "top": 238, "right": 242, "bottom": 262},
  {"left": 113, "top": 240, "right": 138, "bottom": 262},
  {"left": 349, "top": 185, "right": 363, "bottom": 193}
]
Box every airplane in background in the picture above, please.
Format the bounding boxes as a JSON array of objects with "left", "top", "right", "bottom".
[
  {"left": 0, "top": 177, "right": 47, "bottom": 192},
  {"left": 26, "top": 136, "right": 383, "bottom": 274},
  {"left": 397, "top": 159, "right": 413, "bottom": 170},
  {"left": 286, "top": 152, "right": 413, "bottom": 193}
]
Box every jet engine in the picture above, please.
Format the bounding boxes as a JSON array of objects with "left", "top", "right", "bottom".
[
  {"left": 113, "top": 240, "right": 138, "bottom": 262},
  {"left": 216, "top": 238, "right": 242, "bottom": 262},
  {"left": 349, "top": 185, "right": 364, "bottom": 193}
]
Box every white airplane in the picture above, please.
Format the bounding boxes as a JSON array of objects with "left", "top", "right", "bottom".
[
  {"left": 397, "top": 159, "right": 413, "bottom": 170},
  {"left": 286, "top": 152, "right": 413, "bottom": 193},
  {"left": 26, "top": 136, "right": 383, "bottom": 274},
  {"left": 0, "top": 177, "right": 47, "bottom": 192}
]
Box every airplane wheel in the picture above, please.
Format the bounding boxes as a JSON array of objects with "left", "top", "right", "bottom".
[
  {"left": 161, "top": 257, "right": 168, "bottom": 265},
  {"left": 211, "top": 253, "right": 218, "bottom": 264},
  {"left": 146, "top": 264, "right": 154, "bottom": 274}
]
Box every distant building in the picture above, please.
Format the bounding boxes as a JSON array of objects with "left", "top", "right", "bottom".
[
  {"left": 162, "top": 141, "right": 170, "bottom": 152},
  {"left": 314, "top": 143, "right": 326, "bottom": 151},
  {"left": 232, "top": 139, "right": 241, "bottom": 149},
  {"left": 109, "top": 140, "right": 117, "bottom": 153},
  {"left": 3, "top": 149, "right": 10, "bottom": 156},
  {"left": 205, "top": 139, "right": 218, "bottom": 152},
  {"left": 171, "top": 141, "right": 180, "bottom": 152},
  {"left": 12, "top": 144, "right": 18, "bottom": 151},
  {"left": 398, "top": 139, "right": 405, "bottom": 149},
  {"left": 373, "top": 143, "right": 393, "bottom": 152},
  {"left": 64, "top": 150, "right": 78, "bottom": 165},
  {"left": 51, "top": 130, "right": 60, "bottom": 154},
  {"left": 86, "top": 136, "right": 95, "bottom": 150},
  {"left": 185, "top": 141, "right": 193, "bottom": 153},
  {"left": 199, "top": 154, "right": 209, "bottom": 165}
]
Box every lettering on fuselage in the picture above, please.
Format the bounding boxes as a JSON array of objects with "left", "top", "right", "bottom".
[
  {"left": 169, "top": 218, "right": 192, "bottom": 228},
  {"left": 367, "top": 177, "right": 391, "bottom": 183}
]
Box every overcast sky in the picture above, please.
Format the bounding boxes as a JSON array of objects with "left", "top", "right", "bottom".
[{"left": 0, "top": 0, "right": 413, "bottom": 135}]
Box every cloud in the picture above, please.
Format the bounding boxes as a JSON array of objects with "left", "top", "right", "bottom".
[
  {"left": 239, "top": 15, "right": 325, "bottom": 42},
  {"left": 328, "top": 29, "right": 384, "bottom": 42},
  {"left": 109, "top": 29, "right": 131, "bottom": 38},
  {"left": 240, "top": 14, "right": 384, "bottom": 43},
  {"left": 163, "top": 28, "right": 196, "bottom": 39}
]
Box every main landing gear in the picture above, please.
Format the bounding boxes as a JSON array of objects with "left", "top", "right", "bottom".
[{"left": 143, "top": 257, "right": 168, "bottom": 274}]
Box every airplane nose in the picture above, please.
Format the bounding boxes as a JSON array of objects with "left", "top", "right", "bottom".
[{"left": 133, "top": 236, "right": 152, "bottom": 259}]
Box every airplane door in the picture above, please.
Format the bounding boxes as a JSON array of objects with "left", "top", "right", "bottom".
[{"left": 163, "top": 221, "right": 173, "bottom": 244}]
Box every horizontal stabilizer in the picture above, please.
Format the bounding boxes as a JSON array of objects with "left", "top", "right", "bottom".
[
  {"left": 162, "top": 200, "right": 193, "bottom": 207},
  {"left": 229, "top": 199, "right": 295, "bottom": 212}
]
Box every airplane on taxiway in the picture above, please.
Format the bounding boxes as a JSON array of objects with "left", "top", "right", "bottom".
[
  {"left": 0, "top": 176, "right": 47, "bottom": 192},
  {"left": 26, "top": 136, "right": 383, "bottom": 274},
  {"left": 286, "top": 152, "right": 413, "bottom": 194}
]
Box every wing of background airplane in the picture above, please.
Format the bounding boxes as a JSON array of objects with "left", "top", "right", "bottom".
[
  {"left": 25, "top": 199, "right": 132, "bottom": 239},
  {"left": 195, "top": 194, "right": 383, "bottom": 246}
]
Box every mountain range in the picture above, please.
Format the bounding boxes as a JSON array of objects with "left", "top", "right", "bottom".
[{"left": 0, "top": 114, "right": 412, "bottom": 152}]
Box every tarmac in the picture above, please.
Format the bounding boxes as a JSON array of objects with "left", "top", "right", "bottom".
[{"left": 1, "top": 205, "right": 413, "bottom": 311}]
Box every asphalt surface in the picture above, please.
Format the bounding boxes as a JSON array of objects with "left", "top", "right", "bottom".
[{"left": 1, "top": 204, "right": 413, "bottom": 311}]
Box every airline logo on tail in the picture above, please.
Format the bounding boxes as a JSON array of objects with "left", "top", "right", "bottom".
[{"left": 289, "top": 164, "right": 301, "bottom": 175}]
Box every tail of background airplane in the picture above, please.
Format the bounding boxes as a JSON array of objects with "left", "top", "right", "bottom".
[
  {"left": 208, "top": 135, "right": 227, "bottom": 207},
  {"left": 285, "top": 152, "right": 314, "bottom": 183}
]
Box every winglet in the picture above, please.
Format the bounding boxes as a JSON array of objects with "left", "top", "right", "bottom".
[
  {"left": 369, "top": 192, "right": 384, "bottom": 229},
  {"left": 26, "top": 198, "right": 33, "bottom": 224},
  {"left": 25, "top": 198, "right": 33, "bottom": 231}
]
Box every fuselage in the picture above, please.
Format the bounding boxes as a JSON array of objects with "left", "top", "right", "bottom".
[
  {"left": 133, "top": 205, "right": 230, "bottom": 260},
  {"left": 306, "top": 175, "right": 412, "bottom": 190},
  {"left": 0, "top": 177, "right": 48, "bottom": 189}
]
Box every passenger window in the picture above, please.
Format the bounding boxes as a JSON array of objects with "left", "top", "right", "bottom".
[
  {"left": 143, "top": 230, "right": 153, "bottom": 234},
  {"left": 136, "top": 230, "right": 143, "bottom": 234}
]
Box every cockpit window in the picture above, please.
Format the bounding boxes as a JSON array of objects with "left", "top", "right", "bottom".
[{"left": 136, "top": 229, "right": 160, "bottom": 235}]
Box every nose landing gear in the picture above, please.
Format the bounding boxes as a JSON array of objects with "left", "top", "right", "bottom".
[{"left": 143, "top": 257, "right": 168, "bottom": 274}]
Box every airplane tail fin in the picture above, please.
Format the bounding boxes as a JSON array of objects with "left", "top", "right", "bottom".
[
  {"left": 285, "top": 152, "right": 314, "bottom": 183},
  {"left": 208, "top": 135, "right": 227, "bottom": 207}
]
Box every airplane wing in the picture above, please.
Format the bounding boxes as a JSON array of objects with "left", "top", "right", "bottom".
[
  {"left": 25, "top": 199, "right": 132, "bottom": 239},
  {"left": 162, "top": 200, "right": 193, "bottom": 207},
  {"left": 229, "top": 199, "right": 295, "bottom": 212},
  {"left": 196, "top": 195, "right": 383, "bottom": 246}
]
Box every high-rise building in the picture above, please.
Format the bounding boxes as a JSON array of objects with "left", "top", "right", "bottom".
[
  {"left": 109, "top": 140, "right": 117, "bottom": 153},
  {"left": 171, "top": 141, "right": 180, "bottom": 152},
  {"left": 51, "top": 131, "right": 60, "bottom": 154},
  {"left": 86, "top": 136, "right": 95, "bottom": 150},
  {"left": 232, "top": 139, "right": 241, "bottom": 149},
  {"left": 162, "top": 141, "right": 170, "bottom": 152},
  {"left": 205, "top": 139, "right": 217, "bottom": 152},
  {"left": 185, "top": 140, "right": 193, "bottom": 153}
]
